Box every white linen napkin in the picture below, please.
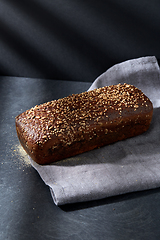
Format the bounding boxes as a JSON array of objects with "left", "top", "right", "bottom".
[{"left": 30, "top": 56, "right": 160, "bottom": 205}]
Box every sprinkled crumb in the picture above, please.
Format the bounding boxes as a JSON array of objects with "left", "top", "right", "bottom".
[{"left": 12, "top": 144, "right": 31, "bottom": 167}]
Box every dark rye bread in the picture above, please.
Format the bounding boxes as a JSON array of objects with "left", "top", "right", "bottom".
[{"left": 15, "top": 83, "right": 153, "bottom": 165}]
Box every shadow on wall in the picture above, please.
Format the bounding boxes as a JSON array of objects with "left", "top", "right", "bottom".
[{"left": 0, "top": 0, "right": 160, "bottom": 81}]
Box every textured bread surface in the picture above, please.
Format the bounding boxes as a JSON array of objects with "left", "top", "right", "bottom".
[{"left": 15, "top": 83, "right": 153, "bottom": 165}]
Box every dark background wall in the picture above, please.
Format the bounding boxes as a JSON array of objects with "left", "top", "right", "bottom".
[{"left": 0, "top": 0, "right": 160, "bottom": 82}]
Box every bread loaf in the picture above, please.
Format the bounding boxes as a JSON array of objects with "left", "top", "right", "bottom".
[{"left": 15, "top": 83, "right": 153, "bottom": 165}]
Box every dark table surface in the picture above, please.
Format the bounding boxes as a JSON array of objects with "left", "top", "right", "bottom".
[{"left": 1, "top": 76, "right": 160, "bottom": 240}]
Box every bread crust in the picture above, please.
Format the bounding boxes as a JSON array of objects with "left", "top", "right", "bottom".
[{"left": 15, "top": 83, "right": 153, "bottom": 165}]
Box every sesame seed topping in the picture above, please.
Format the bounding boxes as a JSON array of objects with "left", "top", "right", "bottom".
[{"left": 16, "top": 83, "right": 152, "bottom": 148}]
